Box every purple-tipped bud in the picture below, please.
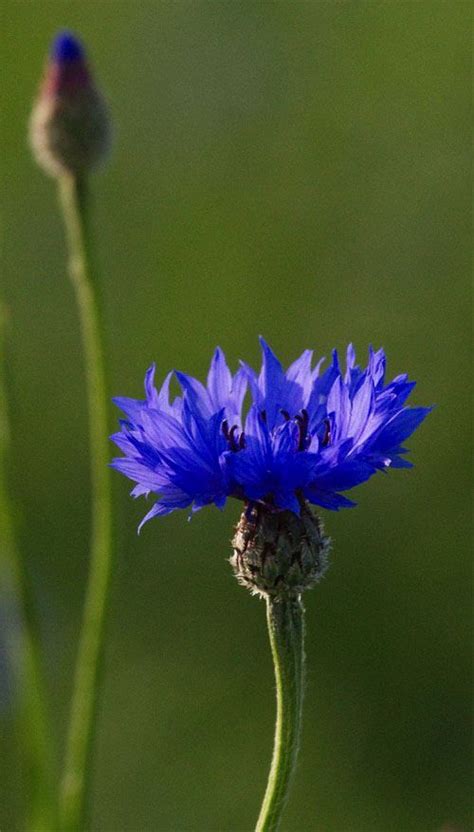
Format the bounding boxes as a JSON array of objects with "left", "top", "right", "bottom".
[
  {"left": 50, "top": 31, "right": 85, "bottom": 62},
  {"left": 29, "top": 31, "right": 111, "bottom": 177}
]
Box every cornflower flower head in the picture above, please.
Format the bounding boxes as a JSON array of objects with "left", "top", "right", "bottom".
[{"left": 111, "top": 338, "right": 431, "bottom": 579}]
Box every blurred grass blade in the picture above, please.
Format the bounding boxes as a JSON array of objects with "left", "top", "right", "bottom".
[{"left": 0, "top": 302, "right": 56, "bottom": 831}]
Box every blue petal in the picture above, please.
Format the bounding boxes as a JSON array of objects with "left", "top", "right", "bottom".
[
  {"left": 312, "top": 459, "right": 375, "bottom": 491},
  {"left": 112, "top": 396, "right": 145, "bottom": 420},
  {"left": 327, "top": 376, "right": 351, "bottom": 439},
  {"left": 110, "top": 458, "right": 163, "bottom": 490},
  {"left": 144, "top": 364, "right": 159, "bottom": 407},
  {"left": 207, "top": 347, "right": 232, "bottom": 410},
  {"left": 308, "top": 350, "right": 340, "bottom": 415},
  {"left": 346, "top": 343, "right": 356, "bottom": 373},
  {"left": 175, "top": 371, "right": 210, "bottom": 415},
  {"left": 305, "top": 487, "right": 356, "bottom": 510},
  {"left": 373, "top": 407, "right": 433, "bottom": 449},
  {"left": 258, "top": 337, "right": 284, "bottom": 426},
  {"left": 138, "top": 498, "right": 190, "bottom": 533},
  {"left": 285, "top": 349, "right": 314, "bottom": 408},
  {"left": 368, "top": 346, "right": 386, "bottom": 387},
  {"left": 229, "top": 366, "right": 248, "bottom": 415},
  {"left": 348, "top": 374, "right": 374, "bottom": 439},
  {"left": 156, "top": 371, "right": 176, "bottom": 413},
  {"left": 388, "top": 455, "right": 413, "bottom": 468}
]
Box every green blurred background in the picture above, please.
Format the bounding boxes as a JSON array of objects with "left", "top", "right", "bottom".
[{"left": 1, "top": 2, "right": 471, "bottom": 830}]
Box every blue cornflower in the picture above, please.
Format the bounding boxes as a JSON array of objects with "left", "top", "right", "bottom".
[{"left": 111, "top": 339, "right": 431, "bottom": 530}]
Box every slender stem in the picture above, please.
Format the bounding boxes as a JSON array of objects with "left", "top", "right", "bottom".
[
  {"left": 56, "top": 174, "right": 113, "bottom": 831},
  {"left": 0, "top": 304, "right": 56, "bottom": 831},
  {"left": 255, "top": 596, "right": 305, "bottom": 832}
]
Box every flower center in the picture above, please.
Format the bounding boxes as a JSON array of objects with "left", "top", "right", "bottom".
[
  {"left": 223, "top": 410, "right": 331, "bottom": 455},
  {"left": 280, "top": 408, "right": 311, "bottom": 451}
]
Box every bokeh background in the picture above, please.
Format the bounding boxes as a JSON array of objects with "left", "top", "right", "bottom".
[{"left": 1, "top": 2, "right": 471, "bottom": 830}]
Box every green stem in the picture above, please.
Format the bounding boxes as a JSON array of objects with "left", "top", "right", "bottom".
[
  {"left": 256, "top": 596, "right": 305, "bottom": 832},
  {"left": 56, "top": 174, "right": 113, "bottom": 831},
  {"left": 0, "top": 305, "right": 56, "bottom": 831}
]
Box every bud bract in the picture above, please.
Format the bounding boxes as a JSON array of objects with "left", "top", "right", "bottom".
[
  {"left": 231, "top": 501, "right": 330, "bottom": 599},
  {"left": 29, "top": 32, "right": 111, "bottom": 177}
]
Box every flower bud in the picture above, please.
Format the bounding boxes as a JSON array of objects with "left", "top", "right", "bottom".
[
  {"left": 230, "top": 502, "right": 330, "bottom": 599},
  {"left": 29, "top": 31, "right": 111, "bottom": 177}
]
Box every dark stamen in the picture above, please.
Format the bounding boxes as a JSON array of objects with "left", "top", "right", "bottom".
[
  {"left": 321, "top": 418, "right": 331, "bottom": 447},
  {"left": 229, "top": 425, "right": 239, "bottom": 451},
  {"left": 222, "top": 419, "right": 243, "bottom": 452},
  {"left": 280, "top": 409, "right": 291, "bottom": 421},
  {"left": 260, "top": 410, "right": 267, "bottom": 424},
  {"left": 295, "top": 408, "right": 309, "bottom": 451}
]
